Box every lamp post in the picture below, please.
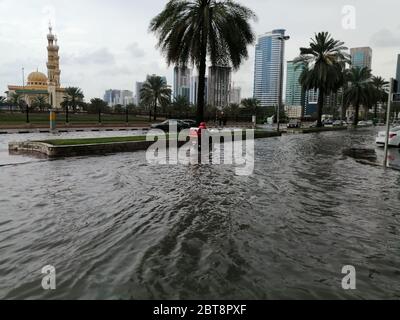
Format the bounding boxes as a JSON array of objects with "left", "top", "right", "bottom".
[
  {"left": 22, "top": 67, "right": 30, "bottom": 124},
  {"left": 277, "top": 35, "right": 290, "bottom": 133},
  {"left": 383, "top": 78, "right": 394, "bottom": 168}
]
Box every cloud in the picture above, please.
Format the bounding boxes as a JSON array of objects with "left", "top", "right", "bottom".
[
  {"left": 370, "top": 29, "right": 400, "bottom": 48},
  {"left": 126, "top": 42, "right": 145, "bottom": 58},
  {"left": 64, "top": 48, "right": 115, "bottom": 65}
]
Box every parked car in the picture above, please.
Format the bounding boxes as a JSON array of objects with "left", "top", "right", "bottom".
[
  {"left": 358, "top": 121, "right": 369, "bottom": 127},
  {"left": 182, "top": 119, "right": 197, "bottom": 127},
  {"left": 323, "top": 119, "right": 334, "bottom": 127},
  {"left": 333, "top": 120, "right": 347, "bottom": 127},
  {"left": 287, "top": 119, "right": 302, "bottom": 129},
  {"left": 151, "top": 119, "right": 190, "bottom": 131},
  {"left": 376, "top": 126, "right": 400, "bottom": 147}
]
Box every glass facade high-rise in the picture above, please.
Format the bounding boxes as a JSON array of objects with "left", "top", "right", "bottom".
[
  {"left": 173, "top": 66, "right": 191, "bottom": 102},
  {"left": 285, "top": 61, "right": 305, "bottom": 107},
  {"left": 207, "top": 66, "right": 231, "bottom": 109},
  {"left": 190, "top": 75, "right": 208, "bottom": 106},
  {"left": 253, "top": 29, "right": 286, "bottom": 107},
  {"left": 350, "top": 47, "right": 372, "bottom": 69}
]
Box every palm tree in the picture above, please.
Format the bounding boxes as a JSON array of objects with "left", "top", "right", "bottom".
[
  {"left": 241, "top": 98, "right": 260, "bottom": 116},
  {"left": 228, "top": 103, "right": 240, "bottom": 122},
  {"left": 150, "top": 0, "right": 256, "bottom": 124},
  {"left": 370, "top": 76, "right": 389, "bottom": 119},
  {"left": 294, "top": 32, "right": 349, "bottom": 127},
  {"left": 63, "top": 87, "right": 84, "bottom": 123},
  {"left": 90, "top": 98, "right": 109, "bottom": 123},
  {"left": 344, "top": 67, "right": 373, "bottom": 126},
  {"left": 63, "top": 87, "right": 84, "bottom": 112},
  {"left": 10, "top": 93, "right": 22, "bottom": 112},
  {"left": 171, "top": 95, "right": 191, "bottom": 117},
  {"left": 140, "top": 75, "right": 171, "bottom": 121},
  {"left": 31, "top": 96, "right": 48, "bottom": 111}
]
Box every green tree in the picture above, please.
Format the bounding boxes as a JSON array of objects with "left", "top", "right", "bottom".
[
  {"left": 9, "top": 93, "right": 22, "bottom": 112},
  {"left": 140, "top": 75, "right": 171, "bottom": 121},
  {"left": 150, "top": 0, "right": 256, "bottom": 124},
  {"left": 31, "top": 96, "right": 49, "bottom": 111},
  {"left": 241, "top": 98, "right": 260, "bottom": 115},
  {"left": 344, "top": 67, "right": 373, "bottom": 126},
  {"left": 171, "top": 95, "right": 190, "bottom": 117},
  {"left": 89, "top": 98, "right": 109, "bottom": 123},
  {"left": 294, "top": 32, "right": 349, "bottom": 127},
  {"left": 63, "top": 87, "right": 85, "bottom": 112},
  {"left": 0, "top": 96, "right": 7, "bottom": 106},
  {"left": 228, "top": 103, "right": 240, "bottom": 122},
  {"left": 370, "top": 76, "right": 389, "bottom": 119}
]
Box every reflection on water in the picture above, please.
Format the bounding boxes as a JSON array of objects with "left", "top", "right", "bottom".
[{"left": 1, "top": 127, "right": 400, "bottom": 300}]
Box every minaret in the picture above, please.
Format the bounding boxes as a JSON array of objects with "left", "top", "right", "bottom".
[{"left": 47, "top": 23, "right": 61, "bottom": 88}]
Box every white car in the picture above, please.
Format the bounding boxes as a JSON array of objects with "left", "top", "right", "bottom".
[{"left": 376, "top": 126, "right": 400, "bottom": 147}]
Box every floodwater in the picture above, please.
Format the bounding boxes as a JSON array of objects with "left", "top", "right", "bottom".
[{"left": 1, "top": 127, "right": 400, "bottom": 299}]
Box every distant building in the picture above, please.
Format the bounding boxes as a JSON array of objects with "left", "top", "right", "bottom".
[
  {"left": 285, "top": 61, "right": 306, "bottom": 118},
  {"left": 6, "top": 25, "right": 66, "bottom": 108},
  {"left": 207, "top": 65, "right": 231, "bottom": 109},
  {"left": 103, "top": 89, "right": 133, "bottom": 106},
  {"left": 350, "top": 47, "right": 372, "bottom": 69},
  {"left": 229, "top": 85, "right": 241, "bottom": 105},
  {"left": 190, "top": 75, "right": 208, "bottom": 105},
  {"left": 253, "top": 29, "right": 286, "bottom": 107},
  {"left": 285, "top": 105, "right": 303, "bottom": 119},
  {"left": 173, "top": 66, "right": 191, "bottom": 102},
  {"left": 135, "top": 82, "right": 144, "bottom": 105}
]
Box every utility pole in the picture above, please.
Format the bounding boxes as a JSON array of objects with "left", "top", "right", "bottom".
[
  {"left": 383, "top": 78, "right": 394, "bottom": 168},
  {"left": 277, "top": 35, "right": 290, "bottom": 133}
]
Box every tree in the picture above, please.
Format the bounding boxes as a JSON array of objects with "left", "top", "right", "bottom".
[
  {"left": 344, "top": 67, "right": 373, "bottom": 126},
  {"left": 140, "top": 75, "right": 171, "bottom": 121},
  {"left": 241, "top": 98, "right": 260, "bottom": 116},
  {"left": 370, "top": 76, "right": 389, "bottom": 119},
  {"left": 150, "top": 0, "right": 256, "bottom": 124},
  {"left": 0, "top": 96, "right": 7, "bottom": 106},
  {"left": 89, "top": 98, "right": 109, "bottom": 123},
  {"left": 9, "top": 93, "right": 22, "bottom": 112},
  {"left": 294, "top": 32, "right": 349, "bottom": 127},
  {"left": 228, "top": 103, "right": 240, "bottom": 122},
  {"left": 31, "top": 96, "right": 49, "bottom": 111},
  {"left": 63, "top": 87, "right": 85, "bottom": 112},
  {"left": 170, "top": 95, "right": 191, "bottom": 117}
]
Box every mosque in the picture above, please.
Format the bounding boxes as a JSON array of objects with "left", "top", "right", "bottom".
[{"left": 6, "top": 25, "right": 66, "bottom": 108}]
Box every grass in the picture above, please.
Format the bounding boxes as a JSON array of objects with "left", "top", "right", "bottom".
[
  {"left": 39, "top": 136, "right": 148, "bottom": 146},
  {"left": 0, "top": 112, "right": 150, "bottom": 125}
]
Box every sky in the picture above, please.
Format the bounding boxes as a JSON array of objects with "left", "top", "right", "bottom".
[{"left": 0, "top": 0, "right": 399, "bottom": 101}]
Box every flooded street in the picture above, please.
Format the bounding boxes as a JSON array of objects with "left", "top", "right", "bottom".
[{"left": 1, "top": 128, "right": 400, "bottom": 299}]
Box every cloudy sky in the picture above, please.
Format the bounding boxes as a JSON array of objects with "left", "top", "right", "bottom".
[{"left": 0, "top": 0, "right": 399, "bottom": 100}]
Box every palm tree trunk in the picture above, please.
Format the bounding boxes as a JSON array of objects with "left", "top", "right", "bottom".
[
  {"left": 354, "top": 104, "right": 360, "bottom": 126},
  {"left": 196, "top": 26, "right": 207, "bottom": 125},
  {"left": 153, "top": 99, "right": 157, "bottom": 121},
  {"left": 374, "top": 104, "right": 378, "bottom": 119},
  {"left": 317, "top": 90, "right": 324, "bottom": 127}
]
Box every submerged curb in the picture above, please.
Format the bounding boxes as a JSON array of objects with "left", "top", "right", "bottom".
[{"left": 9, "top": 131, "right": 282, "bottom": 159}]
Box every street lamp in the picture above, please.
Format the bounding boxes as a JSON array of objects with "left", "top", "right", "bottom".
[{"left": 277, "top": 35, "right": 290, "bottom": 132}]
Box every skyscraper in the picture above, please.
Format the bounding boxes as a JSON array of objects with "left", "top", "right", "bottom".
[
  {"left": 190, "top": 75, "right": 208, "bottom": 106},
  {"left": 229, "top": 85, "right": 241, "bottom": 105},
  {"left": 135, "top": 82, "right": 144, "bottom": 105},
  {"left": 253, "top": 29, "right": 286, "bottom": 107},
  {"left": 207, "top": 66, "right": 231, "bottom": 109},
  {"left": 350, "top": 47, "right": 372, "bottom": 69},
  {"left": 285, "top": 61, "right": 305, "bottom": 107},
  {"left": 173, "top": 66, "right": 191, "bottom": 102}
]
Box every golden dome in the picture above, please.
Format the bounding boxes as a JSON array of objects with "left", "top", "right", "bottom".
[{"left": 27, "top": 71, "right": 48, "bottom": 86}]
